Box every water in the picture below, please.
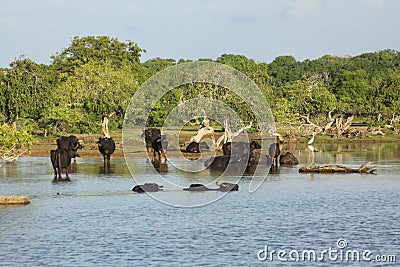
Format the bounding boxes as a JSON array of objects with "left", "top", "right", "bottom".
[{"left": 1, "top": 142, "right": 399, "bottom": 266}]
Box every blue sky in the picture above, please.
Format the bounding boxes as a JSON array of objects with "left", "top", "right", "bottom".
[{"left": 1, "top": 0, "right": 399, "bottom": 67}]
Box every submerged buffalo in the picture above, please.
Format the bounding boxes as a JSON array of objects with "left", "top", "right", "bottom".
[
  {"left": 279, "top": 152, "right": 299, "bottom": 166},
  {"left": 183, "top": 183, "right": 239, "bottom": 192},
  {"left": 132, "top": 183, "right": 163, "bottom": 193},
  {"left": 205, "top": 152, "right": 258, "bottom": 174},
  {"left": 185, "top": 141, "right": 210, "bottom": 153},
  {"left": 216, "top": 182, "right": 239, "bottom": 191},
  {"left": 222, "top": 141, "right": 261, "bottom": 156}
]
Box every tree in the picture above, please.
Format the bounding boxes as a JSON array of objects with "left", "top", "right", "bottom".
[
  {"left": 0, "top": 58, "right": 54, "bottom": 123},
  {"left": 333, "top": 69, "right": 372, "bottom": 115},
  {"left": 268, "top": 55, "right": 302, "bottom": 86},
  {"left": 51, "top": 36, "right": 145, "bottom": 73},
  {"left": 51, "top": 60, "right": 139, "bottom": 133},
  {"left": 0, "top": 124, "right": 34, "bottom": 161}
]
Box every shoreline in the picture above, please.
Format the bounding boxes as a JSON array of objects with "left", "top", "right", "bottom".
[{"left": 23, "top": 134, "right": 400, "bottom": 158}]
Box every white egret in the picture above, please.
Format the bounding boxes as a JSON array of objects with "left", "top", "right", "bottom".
[
  {"left": 307, "top": 132, "right": 316, "bottom": 166},
  {"left": 308, "top": 132, "right": 315, "bottom": 145}
]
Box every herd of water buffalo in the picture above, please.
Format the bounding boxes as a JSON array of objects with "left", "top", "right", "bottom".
[
  {"left": 50, "top": 128, "right": 299, "bottom": 193},
  {"left": 50, "top": 135, "right": 115, "bottom": 181}
]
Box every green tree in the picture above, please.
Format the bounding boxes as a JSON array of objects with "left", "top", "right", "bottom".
[
  {"left": 268, "top": 55, "right": 302, "bottom": 86},
  {"left": 333, "top": 70, "right": 372, "bottom": 114},
  {"left": 0, "top": 58, "right": 54, "bottom": 123},
  {"left": 0, "top": 124, "right": 34, "bottom": 161},
  {"left": 51, "top": 36, "right": 145, "bottom": 72},
  {"left": 51, "top": 60, "right": 139, "bottom": 133}
]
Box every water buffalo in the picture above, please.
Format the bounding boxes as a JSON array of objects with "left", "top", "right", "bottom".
[
  {"left": 269, "top": 143, "right": 281, "bottom": 166},
  {"left": 222, "top": 141, "right": 261, "bottom": 156},
  {"left": 205, "top": 153, "right": 255, "bottom": 174},
  {"left": 132, "top": 183, "right": 163, "bottom": 193},
  {"left": 56, "top": 135, "right": 83, "bottom": 158},
  {"left": 279, "top": 152, "right": 299, "bottom": 166},
  {"left": 142, "top": 128, "right": 161, "bottom": 153},
  {"left": 97, "top": 137, "right": 116, "bottom": 162},
  {"left": 183, "top": 183, "right": 239, "bottom": 192},
  {"left": 50, "top": 148, "right": 73, "bottom": 181},
  {"left": 183, "top": 184, "right": 214, "bottom": 191},
  {"left": 205, "top": 155, "right": 230, "bottom": 171},
  {"left": 185, "top": 141, "right": 210, "bottom": 153},
  {"left": 151, "top": 135, "right": 168, "bottom": 161},
  {"left": 216, "top": 182, "right": 239, "bottom": 191}
]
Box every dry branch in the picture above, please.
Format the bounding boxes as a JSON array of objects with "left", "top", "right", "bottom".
[
  {"left": 215, "top": 120, "right": 252, "bottom": 150},
  {"left": 189, "top": 116, "right": 215, "bottom": 144},
  {"left": 299, "top": 162, "right": 377, "bottom": 174},
  {"left": 101, "top": 112, "right": 115, "bottom": 138}
]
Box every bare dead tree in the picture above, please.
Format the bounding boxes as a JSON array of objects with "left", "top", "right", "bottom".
[
  {"left": 189, "top": 116, "right": 215, "bottom": 144},
  {"left": 215, "top": 120, "right": 253, "bottom": 150},
  {"left": 101, "top": 112, "right": 115, "bottom": 138}
]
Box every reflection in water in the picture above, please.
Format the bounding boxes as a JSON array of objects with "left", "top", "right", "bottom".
[
  {"left": 269, "top": 164, "right": 280, "bottom": 174},
  {"left": 99, "top": 161, "right": 113, "bottom": 175},
  {"left": 1, "top": 161, "right": 17, "bottom": 177},
  {"left": 151, "top": 159, "right": 168, "bottom": 173},
  {"left": 68, "top": 161, "right": 78, "bottom": 173}
]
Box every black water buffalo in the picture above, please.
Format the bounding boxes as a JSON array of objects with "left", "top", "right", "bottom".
[
  {"left": 132, "top": 183, "right": 163, "bottom": 193},
  {"left": 97, "top": 137, "right": 116, "bottom": 162},
  {"left": 183, "top": 183, "right": 239, "bottom": 192},
  {"left": 185, "top": 141, "right": 209, "bottom": 153},
  {"left": 269, "top": 143, "right": 281, "bottom": 166},
  {"left": 205, "top": 155, "right": 230, "bottom": 171},
  {"left": 205, "top": 153, "right": 254, "bottom": 174},
  {"left": 216, "top": 182, "right": 239, "bottom": 191},
  {"left": 222, "top": 141, "right": 261, "bottom": 156},
  {"left": 279, "top": 152, "right": 299, "bottom": 166},
  {"left": 56, "top": 135, "right": 83, "bottom": 158},
  {"left": 151, "top": 135, "right": 168, "bottom": 161},
  {"left": 142, "top": 128, "right": 161, "bottom": 153},
  {"left": 183, "top": 184, "right": 214, "bottom": 191},
  {"left": 50, "top": 148, "right": 72, "bottom": 181}
]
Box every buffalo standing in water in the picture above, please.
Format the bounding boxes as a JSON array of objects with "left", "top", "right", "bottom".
[
  {"left": 142, "top": 128, "right": 161, "bottom": 153},
  {"left": 97, "top": 137, "right": 116, "bottom": 162},
  {"left": 56, "top": 135, "right": 83, "bottom": 160},
  {"left": 97, "top": 137, "right": 116, "bottom": 174},
  {"left": 151, "top": 135, "right": 168, "bottom": 162},
  {"left": 50, "top": 149, "right": 73, "bottom": 181}
]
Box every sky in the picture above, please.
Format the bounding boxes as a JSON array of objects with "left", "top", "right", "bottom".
[{"left": 1, "top": 0, "right": 400, "bottom": 67}]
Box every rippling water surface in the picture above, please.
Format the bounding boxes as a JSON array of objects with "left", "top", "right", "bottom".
[{"left": 1, "top": 142, "right": 399, "bottom": 266}]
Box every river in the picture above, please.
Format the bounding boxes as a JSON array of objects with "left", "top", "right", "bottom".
[{"left": 1, "top": 142, "right": 399, "bottom": 266}]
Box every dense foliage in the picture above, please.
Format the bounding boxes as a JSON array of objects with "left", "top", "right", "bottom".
[
  {"left": 0, "top": 124, "right": 34, "bottom": 160},
  {"left": 1, "top": 36, "right": 400, "bottom": 138}
]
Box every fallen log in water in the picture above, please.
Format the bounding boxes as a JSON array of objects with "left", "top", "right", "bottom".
[
  {"left": 299, "top": 162, "right": 377, "bottom": 174},
  {"left": 0, "top": 196, "right": 31, "bottom": 205}
]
